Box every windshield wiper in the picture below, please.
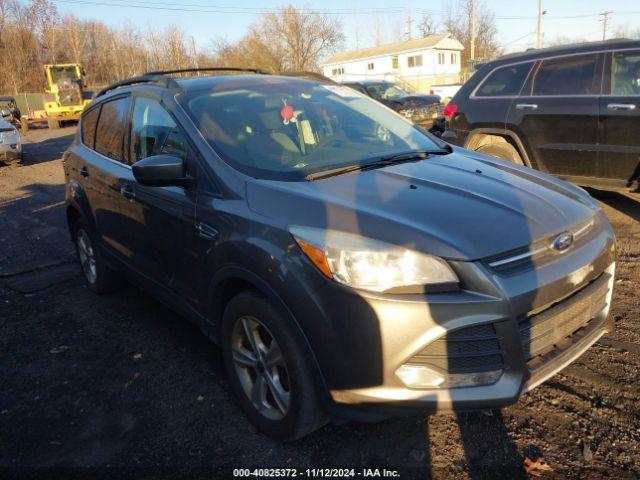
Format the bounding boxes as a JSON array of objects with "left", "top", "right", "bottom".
[{"left": 305, "top": 146, "right": 452, "bottom": 181}]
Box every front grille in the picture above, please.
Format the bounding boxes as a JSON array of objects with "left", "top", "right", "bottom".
[
  {"left": 520, "top": 273, "right": 610, "bottom": 368},
  {"left": 408, "top": 323, "right": 504, "bottom": 374}
]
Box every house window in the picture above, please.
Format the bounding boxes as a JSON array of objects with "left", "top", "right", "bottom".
[
  {"left": 331, "top": 67, "right": 345, "bottom": 76},
  {"left": 407, "top": 55, "right": 423, "bottom": 68},
  {"left": 367, "top": 62, "right": 374, "bottom": 71},
  {"left": 451, "top": 53, "right": 457, "bottom": 64},
  {"left": 392, "top": 56, "right": 399, "bottom": 69},
  {"left": 438, "top": 53, "right": 445, "bottom": 65}
]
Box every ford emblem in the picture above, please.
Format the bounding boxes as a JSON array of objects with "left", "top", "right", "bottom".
[{"left": 552, "top": 232, "right": 574, "bottom": 252}]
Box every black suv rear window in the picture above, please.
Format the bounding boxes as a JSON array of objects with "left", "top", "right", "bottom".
[
  {"left": 532, "top": 54, "right": 598, "bottom": 96},
  {"left": 94, "top": 97, "right": 131, "bottom": 162},
  {"left": 476, "top": 62, "right": 533, "bottom": 96}
]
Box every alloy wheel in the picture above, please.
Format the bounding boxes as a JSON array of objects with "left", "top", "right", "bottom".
[
  {"left": 231, "top": 315, "right": 291, "bottom": 420},
  {"left": 77, "top": 229, "right": 97, "bottom": 284}
]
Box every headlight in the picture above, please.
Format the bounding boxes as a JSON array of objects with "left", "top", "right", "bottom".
[{"left": 290, "top": 226, "right": 459, "bottom": 293}]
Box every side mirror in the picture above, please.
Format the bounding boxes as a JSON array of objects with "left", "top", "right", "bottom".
[
  {"left": 132, "top": 154, "right": 192, "bottom": 187},
  {"left": 1, "top": 108, "right": 10, "bottom": 119}
]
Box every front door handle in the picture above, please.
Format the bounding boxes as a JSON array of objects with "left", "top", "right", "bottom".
[
  {"left": 515, "top": 103, "right": 538, "bottom": 110},
  {"left": 120, "top": 185, "right": 136, "bottom": 202},
  {"left": 607, "top": 103, "right": 636, "bottom": 111},
  {"left": 79, "top": 166, "right": 89, "bottom": 177}
]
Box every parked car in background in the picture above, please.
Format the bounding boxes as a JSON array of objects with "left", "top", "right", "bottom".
[
  {"left": 429, "top": 84, "right": 462, "bottom": 104},
  {"left": 0, "top": 115, "right": 21, "bottom": 164},
  {"left": 64, "top": 68, "right": 615, "bottom": 440},
  {"left": 342, "top": 80, "right": 444, "bottom": 129},
  {"left": 442, "top": 39, "right": 640, "bottom": 191},
  {"left": 0, "top": 96, "right": 22, "bottom": 129}
]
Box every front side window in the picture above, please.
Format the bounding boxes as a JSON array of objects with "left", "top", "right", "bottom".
[
  {"left": 94, "top": 96, "right": 131, "bottom": 162},
  {"left": 532, "top": 54, "right": 598, "bottom": 96},
  {"left": 476, "top": 62, "right": 533, "bottom": 97},
  {"left": 179, "top": 79, "right": 441, "bottom": 181},
  {"left": 81, "top": 106, "right": 100, "bottom": 149},
  {"left": 612, "top": 50, "right": 640, "bottom": 96},
  {"left": 130, "top": 97, "right": 187, "bottom": 164}
]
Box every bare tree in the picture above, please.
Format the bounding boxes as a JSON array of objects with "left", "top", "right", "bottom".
[
  {"left": 417, "top": 14, "right": 438, "bottom": 38},
  {"left": 443, "top": 0, "right": 501, "bottom": 68}
]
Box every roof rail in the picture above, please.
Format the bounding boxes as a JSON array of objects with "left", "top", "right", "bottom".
[
  {"left": 94, "top": 67, "right": 268, "bottom": 99},
  {"left": 144, "top": 67, "right": 269, "bottom": 76},
  {"left": 94, "top": 74, "right": 181, "bottom": 99}
]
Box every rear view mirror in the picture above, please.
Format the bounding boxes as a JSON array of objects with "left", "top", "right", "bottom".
[{"left": 132, "top": 154, "right": 192, "bottom": 187}]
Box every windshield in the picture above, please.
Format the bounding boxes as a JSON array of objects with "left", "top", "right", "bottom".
[
  {"left": 364, "top": 83, "right": 409, "bottom": 101},
  {"left": 50, "top": 67, "right": 80, "bottom": 83},
  {"left": 180, "top": 79, "right": 439, "bottom": 181}
]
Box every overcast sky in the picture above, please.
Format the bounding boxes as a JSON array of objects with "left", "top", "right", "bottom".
[{"left": 52, "top": 0, "right": 640, "bottom": 55}]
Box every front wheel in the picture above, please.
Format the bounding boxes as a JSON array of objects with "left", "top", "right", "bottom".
[
  {"left": 222, "top": 291, "right": 327, "bottom": 440},
  {"left": 476, "top": 142, "right": 524, "bottom": 166}
]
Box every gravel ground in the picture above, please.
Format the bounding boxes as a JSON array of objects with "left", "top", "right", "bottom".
[{"left": 0, "top": 126, "right": 638, "bottom": 479}]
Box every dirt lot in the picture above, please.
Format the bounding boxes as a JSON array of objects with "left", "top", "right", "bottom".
[{"left": 1, "top": 127, "right": 639, "bottom": 479}]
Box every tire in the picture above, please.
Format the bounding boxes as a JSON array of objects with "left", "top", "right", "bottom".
[
  {"left": 72, "top": 217, "right": 121, "bottom": 294},
  {"left": 47, "top": 117, "right": 60, "bottom": 129},
  {"left": 222, "top": 291, "right": 327, "bottom": 440},
  {"left": 476, "top": 141, "right": 524, "bottom": 165}
]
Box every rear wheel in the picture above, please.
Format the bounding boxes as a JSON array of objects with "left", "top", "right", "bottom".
[
  {"left": 222, "top": 291, "right": 327, "bottom": 440},
  {"left": 476, "top": 141, "right": 524, "bottom": 165},
  {"left": 47, "top": 117, "right": 60, "bottom": 129},
  {"left": 73, "top": 218, "right": 121, "bottom": 294}
]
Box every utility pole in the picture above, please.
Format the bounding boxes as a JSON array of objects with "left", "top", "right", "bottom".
[
  {"left": 536, "top": 0, "right": 543, "bottom": 48},
  {"left": 190, "top": 36, "right": 199, "bottom": 71},
  {"left": 470, "top": 0, "right": 477, "bottom": 61},
  {"left": 406, "top": 9, "right": 413, "bottom": 40},
  {"left": 600, "top": 11, "right": 612, "bottom": 41}
]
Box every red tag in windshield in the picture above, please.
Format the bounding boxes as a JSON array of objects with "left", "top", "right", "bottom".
[{"left": 281, "top": 105, "right": 294, "bottom": 122}]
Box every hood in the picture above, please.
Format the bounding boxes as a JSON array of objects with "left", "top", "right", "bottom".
[
  {"left": 246, "top": 151, "right": 599, "bottom": 261},
  {"left": 383, "top": 95, "right": 440, "bottom": 111}
]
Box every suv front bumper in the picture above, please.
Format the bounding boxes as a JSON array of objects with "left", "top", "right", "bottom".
[{"left": 300, "top": 219, "right": 616, "bottom": 414}]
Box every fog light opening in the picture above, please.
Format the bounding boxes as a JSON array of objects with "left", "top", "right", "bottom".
[{"left": 395, "top": 364, "right": 503, "bottom": 389}]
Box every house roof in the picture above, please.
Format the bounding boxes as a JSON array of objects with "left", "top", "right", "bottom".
[{"left": 322, "top": 34, "right": 464, "bottom": 66}]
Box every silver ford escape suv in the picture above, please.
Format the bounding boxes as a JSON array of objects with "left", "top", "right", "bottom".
[{"left": 63, "top": 68, "right": 616, "bottom": 440}]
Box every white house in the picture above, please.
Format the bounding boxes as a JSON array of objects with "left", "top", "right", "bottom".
[{"left": 321, "top": 34, "right": 464, "bottom": 92}]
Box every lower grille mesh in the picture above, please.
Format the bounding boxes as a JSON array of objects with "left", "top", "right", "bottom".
[
  {"left": 409, "top": 324, "right": 504, "bottom": 374},
  {"left": 520, "top": 274, "right": 610, "bottom": 365}
]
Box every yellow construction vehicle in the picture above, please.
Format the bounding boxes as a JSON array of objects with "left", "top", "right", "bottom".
[{"left": 43, "top": 64, "right": 92, "bottom": 129}]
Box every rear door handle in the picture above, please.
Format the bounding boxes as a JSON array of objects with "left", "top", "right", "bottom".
[
  {"left": 515, "top": 103, "right": 538, "bottom": 110},
  {"left": 79, "top": 166, "right": 89, "bottom": 177},
  {"left": 607, "top": 103, "right": 636, "bottom": 111},
  {"left": 120, "top": 185, "right": 136, "bottom": 202}
]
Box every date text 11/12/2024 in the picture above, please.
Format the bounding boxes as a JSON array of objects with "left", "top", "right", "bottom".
[{"left": 233, "top": 468, "right": 401, "bottom": 477}]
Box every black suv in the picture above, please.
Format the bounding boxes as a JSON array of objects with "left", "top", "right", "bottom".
[
  {"left": 442, "top": 39, "right": 640, "bottom": 191},
  {"left": 63, "top": 68, "right": 615, "bottom": 440}
]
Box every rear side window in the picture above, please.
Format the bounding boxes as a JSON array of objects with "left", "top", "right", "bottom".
[
  {"left": 532, "top": 54, "right": 598, "bottom": 96},
  {"left": 476, "top": 62, "right": 533, "bottom": 96},
  {"left": 612, "top": 50, "right": 640, "bottom": 96},
  {"left": 129, "top": 97, "right": 187, "bottom": 164},
  {"left": 94, "top": 96, "right": 131, "bottom": 162},
  {"left": 81, "top": 107, "right": 100, "bottom": 148}
]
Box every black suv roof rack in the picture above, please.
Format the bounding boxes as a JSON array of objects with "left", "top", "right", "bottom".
[
  {"left": 144, "top": 67, "right": 269, "bottom": 76},
  {"left": 94, "top": 67, "right": 268, "bottom": 99}
]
